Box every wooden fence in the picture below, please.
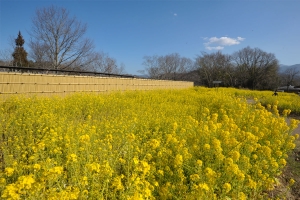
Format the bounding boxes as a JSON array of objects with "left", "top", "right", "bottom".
[{"left": 0, "top": 72, "right": 194, "bottom": 98}]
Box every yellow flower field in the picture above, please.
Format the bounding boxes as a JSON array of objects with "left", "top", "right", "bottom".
[
  {"left": 0, "top": 87, "right": 299, "bottom": 199},
  {"left": 232, "top": 89, "right": 300, "bottom": 115}
]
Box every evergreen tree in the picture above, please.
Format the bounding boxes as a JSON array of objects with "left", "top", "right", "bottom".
[{"left": 12, "top": 31, "right": 29, "bottom": 67}]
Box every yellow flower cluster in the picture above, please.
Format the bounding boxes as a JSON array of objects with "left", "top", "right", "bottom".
[
  {"left": 233, "top": 88, "right": 300, "bottom": 115},
  {"left": 0, "top": 87, "right": 298, "bottom": 199}
]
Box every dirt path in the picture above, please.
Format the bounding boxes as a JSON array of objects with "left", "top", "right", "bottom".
[
  {"left": 287, "top": 116, "right": 300, "bottom": 135},
  {"left": 247, "top": 99, "right": 300, "bottom": 199},
  {"left": 289, "top": 117, "right": 300, "bottom": 134}
]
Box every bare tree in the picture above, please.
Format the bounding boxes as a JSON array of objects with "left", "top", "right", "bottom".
[
  {"left": 139, "top": 55, "right": 160, "bottom": 78},
  {"left": 0, "top": 49, "right": 13, "bottom": 66},
  {"left": 73, "top": 51, "right": 126, "bottom": 74},
  {"left": 232, "top": 46, "right": 279, "bottom": 90},
  {"left": 195, "top": 51, "right": 233, "bottom": 87},
  {"left": 0, "top": 35, "right": 17, "bottom": 67},
  {"left": 29, "top": 5, "right": 94, "bottom": 70},
  {"left": 118, "top": 63, "right": 126, "bottom": 75},
  {"left": 142, "top": 53, "right": 193, "bottom": 80},
  {"left": 280, "top": 66, "right": 300, "bottom": 90},
  {"left": 28, "top": 41, "right": 52, "bottom": 69}
]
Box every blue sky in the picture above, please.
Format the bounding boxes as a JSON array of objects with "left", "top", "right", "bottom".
[{"left": 0, "top": 0, "right": 299, "bottom": 75}]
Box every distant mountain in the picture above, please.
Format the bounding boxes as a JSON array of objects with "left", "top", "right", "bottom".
[
  {"left": 134, "top": 74, "right": 149, "bottom": 79},
  {"left": 279, "top": 64, "right": 300, "bottom": 73}
]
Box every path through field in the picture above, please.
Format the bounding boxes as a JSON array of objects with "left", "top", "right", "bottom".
[
  {"left": 246, "top": 99, "right": 300, "bottom": 134},
  {"left": 247, "top": 99, "right": 300, "bottom": 199},
  {"left": 288, "top": 117, "right": 300, "bottom": 135},
  {"left": 277, "top": 116, "right": 300, "bottom": 200}
]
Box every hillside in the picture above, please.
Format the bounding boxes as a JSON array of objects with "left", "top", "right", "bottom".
[{"left": 279, "top": 64, "right": 300, "bottom": 73}]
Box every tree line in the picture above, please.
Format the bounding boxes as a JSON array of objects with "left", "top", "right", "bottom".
[
  {"left": 0, "top": 5, "right": 299, "bottom": 90},
  {"left": 141, "top": 49, "right": 299, "bottom": 90}
]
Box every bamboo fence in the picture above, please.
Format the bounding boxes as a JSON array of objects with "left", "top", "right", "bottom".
[{"left": 0, "top": 72, "right": 194, "bottom": 99}]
